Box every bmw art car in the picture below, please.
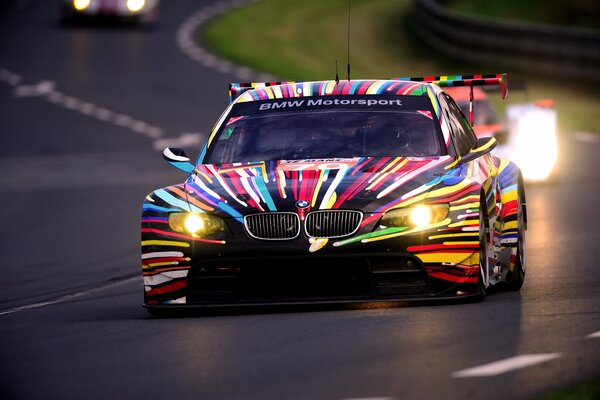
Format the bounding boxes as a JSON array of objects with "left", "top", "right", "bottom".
[
  {"left": 141, "top": 74, "right": 527, "bottom": 314},
  {"left": 60, "top": 0, "right": 159, "bottom": 26}
]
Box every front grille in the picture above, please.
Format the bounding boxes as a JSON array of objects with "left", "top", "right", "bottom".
[
  {"left": 305, "top": 210, "right": 363, "bottom": 238},
  {"left": 244, "top": 212, "right": 300, "bottom": 240}
]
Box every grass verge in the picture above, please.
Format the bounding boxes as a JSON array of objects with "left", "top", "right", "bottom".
[
  {"left": 447, "top": 0, "right": 600, "bottom": 30},
  {"left": 201, "top": 0, "right": 600, "bottom": 133},
  {"left": 537, "top": 377, "right": 600, "bottom": 400}
]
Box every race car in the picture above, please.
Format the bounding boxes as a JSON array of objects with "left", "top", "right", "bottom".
[
  {"left": 141, "top": 74, "right": 527, "bottom": 314},
  {"left": 444, "top": 86, "right": 558, "bottom": 182},
  {"left": 60, "top": 0, "right": 159, "bottom": 26}
]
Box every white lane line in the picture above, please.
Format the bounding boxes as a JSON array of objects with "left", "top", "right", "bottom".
[
  {"left": 79, "top": 101, "right": 96, "bottom": 115},
  {"left": 573, "top": 132, "right": 600, "bottom": 144},
  {"left": 175, "top": 0, "right": 275, "bottom": 82},
  {"left": 0, "top": 68, "right": 22, "bottom": 86},
  {"left": 94, "top": 107, "right": 114, "bottom": 121},
  {"left": 452, "top": 353, "right": 561, "bottom": 378},
  {"left": 0, "top": 276, "right": 141, "bottom": 316},
  {"left": 342, "top": 398, "right": 394, "bottom": 400},
  {"left": 14, "top": 80, "right": 55, "bottom": 97},
  {"left": 586, "top": 331, "right": 600, "bottom": 339},
  {"left": 153, "top": 132, "right": 203, "bottom": 150},
  {"left": 1, "top": 67, "right": 168, "bottom": 142}
]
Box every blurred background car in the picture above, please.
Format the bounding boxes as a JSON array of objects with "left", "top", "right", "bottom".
[
  {"left": 445, "top": 86, "right": 559, "bottom": 182},
  {"left": 60, "top": 0, "right": 159, "bottom": 27}
]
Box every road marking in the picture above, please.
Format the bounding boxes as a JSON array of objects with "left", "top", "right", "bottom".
[
  {"left": 1, "top": 67, "right": 168, "bottom": 142},
  {"left": 0, "top": 276, "right": 141, "bottom": 316},
  {"left": 452, "top": 353, "right": 561, "bottom": 378},
  {"left": 0, "top": 67, "right": 192, "bottom": 147},
  {"left": 153, "top": 132, "right": 204, "bottom": 150},
  {"left": 341, "top": 398, "right": 394, "bottom": 400},
  {"left": 587, "top": 331, "right": 600, "bottom": 339},
  {"left": 175, "top": 0, "right": 275, "bottom": 81},
  {"left": 0, "top": 68, "right": 22, "bottom": 86},
  {"left": 14, "top": 80, "right": 55, "bottom": 97}
]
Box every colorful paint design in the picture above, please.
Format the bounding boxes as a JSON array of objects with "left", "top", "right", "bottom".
[{"left": 142, "top": 78, "right": 525, "bottom": 306}]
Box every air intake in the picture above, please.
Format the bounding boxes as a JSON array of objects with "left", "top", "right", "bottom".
[
  {"left": 305, "top": 210, "right": 363, "bottom": 238},
  {"left": 244, "top": 212, "right": 301, "bottom": 240}
]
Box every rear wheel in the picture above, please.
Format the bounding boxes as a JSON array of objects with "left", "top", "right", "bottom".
[
  {"left": 477, "top": 203, "right": 489, "bottom": 299},
  {"left": 506, "top": 197, "right": 526, "bottom": 290}
]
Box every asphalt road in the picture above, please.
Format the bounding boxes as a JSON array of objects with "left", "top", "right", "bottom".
[{"left": 1, "top": 1, "right": 599, "bottom": 399}]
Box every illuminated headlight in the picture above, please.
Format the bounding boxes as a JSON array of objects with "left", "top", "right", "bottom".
[
  {"left": 127, "top": 0, "right": 146, "bottom": 12},
  {"left": 168, "top": 213, "right": 225, "bottom": 237},
  {"left": 380, "top": 204, "right": 449, "bottom": 229},
  {"left": 73, "top": 0, "right": 91, "bottom": 11}
]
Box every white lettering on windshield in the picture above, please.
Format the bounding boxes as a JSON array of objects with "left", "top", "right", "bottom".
[{"left": 259, "top": 98, "right": 403, "bottom": 110}]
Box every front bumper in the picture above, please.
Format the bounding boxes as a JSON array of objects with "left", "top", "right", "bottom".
[{"left": 142, "top": 245, "right": 481, "bottom": 308}]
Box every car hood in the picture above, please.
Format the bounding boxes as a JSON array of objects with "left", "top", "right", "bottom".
[{"left": 181, "top": 156, "right": 458, "bottom": 219}]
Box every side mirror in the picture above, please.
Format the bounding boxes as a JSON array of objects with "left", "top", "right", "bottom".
[
  {"left": 163, "top": 147, "right": 195, "bottom": 173},
  {"left": 459, "top": 136, "right": 497, "bottom": 164}
]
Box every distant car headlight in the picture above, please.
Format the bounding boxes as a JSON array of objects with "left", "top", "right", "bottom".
[
  {"left": 380, "top": 204, "right": 449, "bottom": 229},
  {"left": 168, "top": 213, "right": 226, "bottom": 237},
  {"left": 73, "top": 0, "right": 91, "bottom": 11},
  {"left": 507, "top": 104, "right": 558, "bottom": 182},
  {"left": 127, "top": 0, "right": 146, "bottom": 12}
]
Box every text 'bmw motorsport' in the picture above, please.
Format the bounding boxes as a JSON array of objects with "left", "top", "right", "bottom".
[{"left": 259, "top": 98, "right": 403, "bottom": 110}]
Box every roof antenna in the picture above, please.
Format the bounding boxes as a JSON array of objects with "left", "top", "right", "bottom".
[
  {"left": 346, "top": 0, "right": 351, "bottom": 81},
  {"left": 335, "top": 60, "right": 340, "bottom": 84}
]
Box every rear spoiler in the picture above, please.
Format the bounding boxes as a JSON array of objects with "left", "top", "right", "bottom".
[
  {"left": 229, "top": 81, "right": 294, "bottom": 103},
  {"left": 394, "top": 73, "right": 508, "bottom": 99},
  {"left": 394, "top": 73, "right": 508, "bottom": 125}
]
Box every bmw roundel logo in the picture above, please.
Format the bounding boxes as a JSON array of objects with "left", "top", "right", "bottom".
[{"left": 296, "top": 200, "right": 310, "bottom": 209}]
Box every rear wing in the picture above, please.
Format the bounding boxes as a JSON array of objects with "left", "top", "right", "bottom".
[
  {"left": 393, "top": 73, "right": 508, "bottom": 99},
  {"left": 394, "top": 73, "right": 508, "bottom": 125},
  {"left": 229, "top": 81, "right": 294, "bottom": 103}
]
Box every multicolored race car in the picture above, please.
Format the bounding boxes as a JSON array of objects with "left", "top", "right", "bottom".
[
  {"left": 60, "top": 0, "right": 159, "bottom": 26},
  {"left": 141, "top": 74, "right": 527, "bottom": 314},
  {"left": 445, "top": 86, "right": 558, "bottom": 182}
]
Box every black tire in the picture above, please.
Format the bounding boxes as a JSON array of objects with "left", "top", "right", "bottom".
[
  {"left": 477, "top": 202, "right": 488, "bottom": 299},
  {"left": 506, "top": 197, "right": 526, "bottom": 290}
]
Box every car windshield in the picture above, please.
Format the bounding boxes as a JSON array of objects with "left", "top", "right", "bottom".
[{"left": 205, "top": 95, "right": 444, "bottom": 164}]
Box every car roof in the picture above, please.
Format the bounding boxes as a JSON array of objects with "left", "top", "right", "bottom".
[{"left": 233, "top": 79, "right": 437, "bottom": 104}]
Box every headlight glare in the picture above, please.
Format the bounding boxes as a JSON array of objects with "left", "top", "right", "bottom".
[
  {"left": 380, "top": 204, "right": 449, "bottom": 229},
  {"left": 184, "top": 214, "right": 204, "bottom": 233},
  {"left": 410, "top": 205, "right": 432, "bottom": 228},
  {"left": 73, "top": 0, "right": 91, "bottom": 11},
  {"left": 168, "top": 213, "right": 225, "bottom": 237},
  {"left": 127, "top": 0, "right": 146, "bottom": 12}
]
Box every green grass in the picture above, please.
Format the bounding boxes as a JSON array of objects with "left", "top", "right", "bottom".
[
  {"left": 201, "top": 0, "right": 600, "bottom": 133},
  {"left": 447, "top": 0, "right": 600, "bottom": 29},
  {"left": 537, "top": 378, "right": 600, "bottom": 400}
]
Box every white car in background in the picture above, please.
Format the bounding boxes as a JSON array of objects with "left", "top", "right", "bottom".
[
  {"left": 445, "top": 86, "right": 559, "bottom": 182},
  {"left": 60, "top": 0, "right": 159, "bottom": 26}
]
